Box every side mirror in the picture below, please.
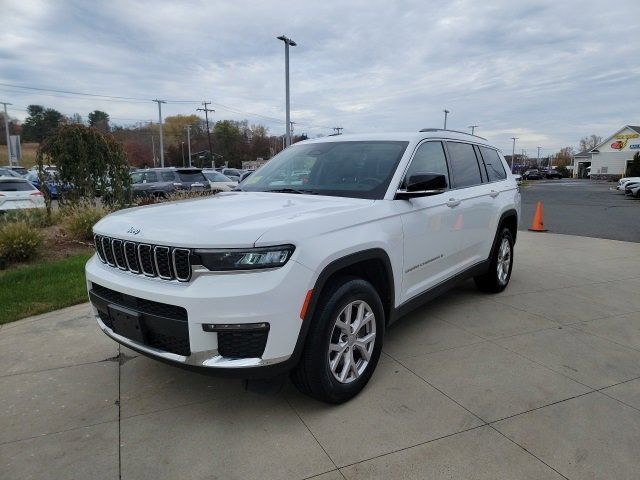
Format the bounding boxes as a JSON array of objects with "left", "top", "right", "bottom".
[{"left": 396, "top": 173, "right": 447, "bottom": 199}]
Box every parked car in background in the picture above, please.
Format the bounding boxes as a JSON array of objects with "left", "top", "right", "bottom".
[
  {"left": 617, "top": 177, "right": 640, "bottom": 191},
  {"left": 513, "top": 174, "right": 522, "bottom": 185},
  {"left": 623, "top": 180, "right": 640, "bottom": 195},
  {"left": 238, "top": 170, "right": 254, "bottom": 183},
  {"left": 131, "top": 167, "right": 211, "bottom": 199},
  {"left": 25, "top": 171, "right": 62, "bottom": 199},
  {"left": 216, "top": 168, "right": 244, "bottom": 182},
  {"left": 629, "top": 184, "right": 640, "bottom": 198},
  {"left": 0, "top": 168, "right": 24, "bottom": 178},
  {"left": 544, "top": 169, "right": 562, "bottom": 179},
  {"left": 1, "top": 165, "right": 29, "bottom": 176},
  {"left": 202, "top": 169, "right": 238, "bottom": 192},
  {"left": 522, "top": 169, "right": 541, "bottom": 180},
  {"left": 0, "top": 176, "right": 45, "bottom": 212}
]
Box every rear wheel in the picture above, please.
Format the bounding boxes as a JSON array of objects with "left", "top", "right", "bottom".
[
  {"left": 474, "top": 227, "right": 514, "bottom": 293},
  {"left": 291, "top": 277, "right": 384, "bottom": 404}
]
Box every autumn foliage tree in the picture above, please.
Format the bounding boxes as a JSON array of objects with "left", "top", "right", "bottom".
[{"left": 36, "top": 124, "right": 131, "bottom": 211}]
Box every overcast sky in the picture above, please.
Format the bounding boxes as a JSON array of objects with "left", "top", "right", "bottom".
[{"left": 2, "top": 0, "right": 639, "bottom": 155}]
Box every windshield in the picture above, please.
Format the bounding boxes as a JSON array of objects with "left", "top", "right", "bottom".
[
  {"left": 241, "top": 141, "right": 409, "bottom": 199},
  {"left": 203, "top": 171, "right": 232, "bottom": 182}
]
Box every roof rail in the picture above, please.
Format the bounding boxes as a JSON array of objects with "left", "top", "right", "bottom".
[{"left": 419, "top": 128, "right": 487, "bottom": 141}]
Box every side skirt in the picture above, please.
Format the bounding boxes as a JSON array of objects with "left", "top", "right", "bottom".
[{"left": 390, "top": 260, "right": 489, "bottom": 324}]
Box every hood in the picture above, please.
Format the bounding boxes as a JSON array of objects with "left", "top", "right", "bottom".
[{"left": 93, "top": 192, "right": 374, "bottom": 248}]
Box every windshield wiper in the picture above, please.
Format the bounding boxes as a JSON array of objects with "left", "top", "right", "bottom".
[{"left": 265, "top": 188, "right": 319, "bottom": 195}]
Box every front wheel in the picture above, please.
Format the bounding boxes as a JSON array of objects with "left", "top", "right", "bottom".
[
  {"left": 474, "top": 228, "right": 514, "bottom": 293},
  {"left": 291, "top": 277, "right": 384, "bottom": 404}
]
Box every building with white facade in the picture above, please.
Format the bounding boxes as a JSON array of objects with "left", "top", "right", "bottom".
[{"left": 578, "top": 125, "right": 640, "bottom": 180}]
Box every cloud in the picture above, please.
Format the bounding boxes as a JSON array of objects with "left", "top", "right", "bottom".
[{"left": 1, "top": 0, "right": 639, "bottom": 154}]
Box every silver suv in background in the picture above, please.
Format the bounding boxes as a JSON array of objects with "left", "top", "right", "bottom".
[{"left": 130, "top": 167, "right": 211, "bottom": 199}]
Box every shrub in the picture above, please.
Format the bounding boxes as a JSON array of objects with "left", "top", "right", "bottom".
[
  {"left": 0, "top": 221, "right": 43, "bottom": 263},
  {"left": 0, "top": 208, "right": 59, "bottom": 228},
  {"left": 62, "top": 206, "right": 110, "bottom": 241}
]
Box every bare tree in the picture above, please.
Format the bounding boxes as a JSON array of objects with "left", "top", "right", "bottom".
[{"left": 579, "top": 134, "right": 602, "bottom": 152}]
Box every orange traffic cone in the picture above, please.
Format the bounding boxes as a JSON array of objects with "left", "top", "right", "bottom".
[{"left": 528, "top": 201, "right": 548, "bottom": 232}]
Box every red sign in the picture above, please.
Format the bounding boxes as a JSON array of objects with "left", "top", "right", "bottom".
[{"left": 611, "top": 141, "right": 624, "bottom": 150}]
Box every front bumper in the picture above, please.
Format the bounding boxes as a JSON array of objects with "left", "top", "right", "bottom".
[{"left": 85, "top": 254, "right": 314, "bottom": 378}]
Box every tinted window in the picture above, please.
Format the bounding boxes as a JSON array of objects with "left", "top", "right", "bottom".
[
  {"left": 131, "top": 172, "right": 144, "bottom": 184},
  {"left": 447, "top": 142, "right": 482, "bottom": 188},
  {"left": 145, "top": 172, "right": 158, "bottom": 182},
  {"left": 161, "top": 171, "right": 176, "bottom": 182},
  {"left": 405, "top": 141, "right": 449, "bottom": 187},
  {"left": 242, "top": 141, "right": 409, "bottom": 199},
  {"left": 0, "top": 181, "right": 34, "bottom": 191},
  {"left": 177, "top": 171, "right": 206, "bottom": 182},
  {"left": 479, "top": 147, "right": 507, "bottom": 181}
]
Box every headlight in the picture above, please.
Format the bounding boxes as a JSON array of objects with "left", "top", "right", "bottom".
[{"left": 193, "top": 245, "right": 295, "bottom": 271}]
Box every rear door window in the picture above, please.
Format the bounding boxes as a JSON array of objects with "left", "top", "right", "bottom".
[
  {"left": 479, "top": 146, "right": 507, "bottom": 182},
  {"left": 145, "top": 172, "right": 158, "bottom": 182},
  {"left": 177, "top": 171, "right": 206, "bottom": 182},
  {"left": 161, "top": 171, "right": 176, "bottom": 182},
  {"left": 446, "top": 142, "right": 483, "bottom": 188}
]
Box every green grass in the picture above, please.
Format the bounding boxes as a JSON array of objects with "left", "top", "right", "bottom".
[{"left": 0, "top": 252, "right": 92, "bottom": 325}]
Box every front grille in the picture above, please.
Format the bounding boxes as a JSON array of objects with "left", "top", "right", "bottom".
[
  {"left": 91, "top": 283, "right": 190, "bottom": 356},
  {"left": 218, "top": 331, "right": 268, "bottom": 359},
  {"left": 93, "top": 234, "right": 191, "bottom": 282}
]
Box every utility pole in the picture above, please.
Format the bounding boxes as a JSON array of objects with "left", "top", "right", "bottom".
[
  {"left": 443, "top": 109, "right": 450, "bottom": 129},
  {"left": 333, "top": 127, "right": 343, "bottom": 135},
  {"left": 468, "top": 125, "right": 478, "bottom": 135},
  {"left": 277, "top": 35, "right": 297, "bottom": 147},
  {"left": 151, "top": 135, "right": 157, "bottom": 167},
  {"left": 510, "top": 137, "right": 518, "bottom": 172},
  {"left": 537, "top": 146, "right": 541, "bottom": 167},
  {"left": 1, "top": 102, "right": 13, "bottom": 165},
  {"left": 181, "top": 142, "right": 185, "bottom": 167},
  {"left": 185, "top": 125, "right": 192, "bottom": 167},
  {"left": 197, "top": 102, "right": 215, "bottom": 166},
  {"left": 153, "top": 99, "right": 166, "bottom": 167}
]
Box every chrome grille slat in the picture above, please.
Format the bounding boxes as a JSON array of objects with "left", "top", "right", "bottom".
[
  {"left": 94, "top": 235, "right": 106, "bottom": 263},
  {"left": 102, "top": 237, "right": 116, "bottom": 266},
  {"left": 124, "top": 241, "right": 140, "bottom": 273},
  {"left": 172, "top": 248, "right": 192, "bottom": 282},
  {"left": 154, "top": 246, "right": 173, "bottom": 279},
  {"left": 92, "top": 236, "right": 191, "bottom": 282},
  {"left": 138, "top": 244, "right": 156, "bottom": 277},
  {"left": 112, "top": 239, "right": 127, "bottom": 270}
]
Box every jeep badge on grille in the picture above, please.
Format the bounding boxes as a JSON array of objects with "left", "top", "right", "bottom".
[{"left": 127, "top": 227, "right": 141, "bottom": 235}]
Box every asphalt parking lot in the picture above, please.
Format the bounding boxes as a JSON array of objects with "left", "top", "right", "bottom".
[
  {"left": 2, "top": 231, "right": 640, "bottom": 479},
  {"left": 520, "top": 179, "right": 640, "bottom": 242}
]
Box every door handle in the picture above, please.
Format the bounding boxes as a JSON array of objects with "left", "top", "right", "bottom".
[
  {"left": 489, "top": 190, "right": 499, "bottom": 198},
  {"left": 446, "top": 198, "right": 461, "bottom": 208}
]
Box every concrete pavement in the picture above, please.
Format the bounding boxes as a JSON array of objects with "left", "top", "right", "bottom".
[{"left": 2, "top": 232, "right": 640, "bottom": 479}]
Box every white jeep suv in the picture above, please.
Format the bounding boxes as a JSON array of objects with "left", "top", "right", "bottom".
[{"left": 86, "top": 129, "right": 520, "bottom": 403}]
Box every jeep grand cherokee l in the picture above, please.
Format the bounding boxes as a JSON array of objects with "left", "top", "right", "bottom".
[{"left": 87, "top": 129, "right": 520, "bottom": 403}]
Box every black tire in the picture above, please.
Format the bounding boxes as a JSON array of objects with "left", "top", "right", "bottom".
[
  {"left": 291, "top": 276, "right": 385, "bottom": 404},
  {"left": 474, "top": 227, "right": 514, "bottom": 293}
]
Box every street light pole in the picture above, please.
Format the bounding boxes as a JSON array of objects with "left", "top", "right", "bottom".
[
  {"left": 153, "top": 99, "right": 166, "bottom": 167},
  {"left": 277, "top": 35, "right": 297, "bottom": 147},
  {"left": 443, "top": 109, "right": 450, "bottom": 129},
  {"left": 468, "top": 125, "right": 478, "bottom": 135},
  {"left": 1, "top": 102, "right": 13, "bottom": 165},
  {"left": 185, "top": 125, "right": 192, "bottom": 167},
  {"left": 511, "top": 137, "right": 519, "bottom": 172}
]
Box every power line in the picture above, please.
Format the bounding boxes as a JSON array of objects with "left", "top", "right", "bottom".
[{"left": 0, "top": 82, "right": 338, "bottom": 132}]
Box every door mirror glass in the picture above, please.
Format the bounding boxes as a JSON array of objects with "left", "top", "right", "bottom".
[
  {"left": 406, "top": 173, "right": 447, "bottom": 191},
  {"left": 396, "top": 173, "right": 447, "bottom": 199}
]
